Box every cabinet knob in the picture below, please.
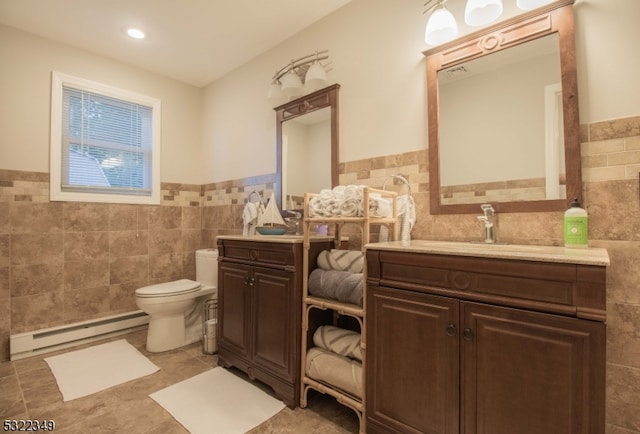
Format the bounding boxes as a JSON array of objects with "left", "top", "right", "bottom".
[
  {"left": 463, "top": 327, "right": 474, "bottom": 341},
  {"left": 446, "top": 323, "right": 457, "bottom": 336}
]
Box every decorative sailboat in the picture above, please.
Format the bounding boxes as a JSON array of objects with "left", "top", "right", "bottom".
[{"left": 256, "top": 193, "right": 289, "bottom": 235}]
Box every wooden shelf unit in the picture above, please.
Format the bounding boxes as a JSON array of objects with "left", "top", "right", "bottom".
[{"left": 300, "top": 187, "right": 398, "bottom": 434}]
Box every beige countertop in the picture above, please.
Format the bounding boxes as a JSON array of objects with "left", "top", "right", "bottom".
[
  {"left": 216, "top": 234, "right": 335, "bottom": 244},
  {"left": 365, "top": 240, "right": 610, "bottom": 266}
]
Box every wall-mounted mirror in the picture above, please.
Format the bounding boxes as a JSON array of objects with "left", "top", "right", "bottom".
[
  {"left": 424, "top": 0, "right": 581, "bottom": 214},
  {"left": 275, "top": 84, "right": 339, "bottom": 210}
]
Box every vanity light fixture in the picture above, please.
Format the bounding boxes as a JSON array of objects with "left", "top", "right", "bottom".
[
  {"left": 267, "top": 50, "right": 330, "bottom": 106},
  {"left": 424, "top": 0, "right": 506, "bottom": 46},
  {"left": 465, "top": 0, "right": 504, "bottom": 26},
  {"left": 424, "top": 0, "right": 459, "bottom": 46}
]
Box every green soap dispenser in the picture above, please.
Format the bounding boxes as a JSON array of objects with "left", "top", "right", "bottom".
[{"left": 564, "top": 198, "right": 588, "bottom": 248}]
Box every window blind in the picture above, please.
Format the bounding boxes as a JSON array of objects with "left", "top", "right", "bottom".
[{"left": 61, "top": 85, "right": 153, "bottom": 196}]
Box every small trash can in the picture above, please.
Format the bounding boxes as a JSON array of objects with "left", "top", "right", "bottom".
[{"left": 203, "top": 299, "right": 218, "bottom": 354}]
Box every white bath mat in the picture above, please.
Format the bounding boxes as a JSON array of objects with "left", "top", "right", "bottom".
[
  {"left": 44, "top": 339, "right": 159, "bottom": 401},
  {"left": 150, "top": 368, "right": 285, "bottom": 434}
]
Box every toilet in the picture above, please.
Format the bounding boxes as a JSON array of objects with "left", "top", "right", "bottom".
[{"left": 135, "top": 248, "right": 218, "bottom": 352}]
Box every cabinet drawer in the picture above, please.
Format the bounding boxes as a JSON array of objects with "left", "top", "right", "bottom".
[
  {"left": 217, "top": 239, "right": 297, "bottom": 268},
  {"left": 367, "top": 250, "right": 607, "bottom": 319}
]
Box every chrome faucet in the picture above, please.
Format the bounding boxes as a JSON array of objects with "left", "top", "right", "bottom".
[{"left": 477, "top": 204, "right": 496, "bottom": 243}]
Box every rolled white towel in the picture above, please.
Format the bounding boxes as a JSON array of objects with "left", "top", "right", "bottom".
[
  {"left": 309, "top": 196, "right": 323, "bottom": 217},
  {"left": 343, "top": 184, "right": 359, "bottom": 200},
  {"left": 320, "top": 189, "right": 333, "bottom": 201},
  {"left": 340, "top": 198, "right": 360, "bottom": 217},
  {"left": 323, "top": 199, "right": 340, "bottom": 216},
  {"left": 332, "top": 185, "right": 346, "bottom": 200}
]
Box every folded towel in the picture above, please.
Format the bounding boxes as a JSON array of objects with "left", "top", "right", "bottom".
[
  {"left": 313, "top": 325, "right": 362, "bottom": 361},
  {"left": 317, "top": 250, "right": 364, "bottom": 273},
  {"left": 368, "top": 193, "right": 392, "bottom": 218},
  {"left": 306, "top": 347, "right": 363, "bottom": 398},
  {"left": 242, "top": 202, "right": 259, "bottom": 236},
  {"left": 308, "top": 269, "right": 363, "bottom": 306},
  {"left": 379, "top": 193, "right": 416, "bottom": 242}
]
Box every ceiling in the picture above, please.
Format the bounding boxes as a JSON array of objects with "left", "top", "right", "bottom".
[{"left": 0, "top": 0, "right": 352, "bottom": 87}]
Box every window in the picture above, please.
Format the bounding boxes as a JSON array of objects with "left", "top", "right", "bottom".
[{"left": 50, "top": 71, "right": 161, "bottom": 204}]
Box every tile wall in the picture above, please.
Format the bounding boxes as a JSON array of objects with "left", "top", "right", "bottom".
[
  {"left": 1, "top": 115, "right": 638, "bottom": 432},
  {"left": 0, "top": 173, "right": 206, "bottom": 361}
]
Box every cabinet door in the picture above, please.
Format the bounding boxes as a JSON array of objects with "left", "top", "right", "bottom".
[
  {"left": 218, "top": 261, "right": 251, "bottom": 357},
  {"left": 366, "top": 285, "right": 460, "bottom": 434},
  {"left": 461, "top": 302, "right": 605, "bottom": 434},
  {"left": 251, "top": 266, "right": 296, "bottom": 379}
]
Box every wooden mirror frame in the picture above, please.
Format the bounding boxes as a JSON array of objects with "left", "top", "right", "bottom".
[
  {"left": 274, "top": 84, "right": 340, "bottom": 208},
  {"left": 424, "top": 0, "right": 581, "bottom": 214}
]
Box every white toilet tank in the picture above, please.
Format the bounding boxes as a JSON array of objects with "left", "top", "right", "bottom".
[{"left": 196, "top": 248, "right": 218, "bottom": 287}]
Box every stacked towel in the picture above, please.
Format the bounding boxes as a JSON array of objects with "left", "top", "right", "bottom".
[
  {"left": 308, "top": 269, "right": 363, "bottom": 306},
  {"left": 317, "top": 249, "right": 364, "bottom": 273},
  {"left": 306, "top": 347, "right": 363, "bottom": 398},
  {"left": 308, "top": 185, "right": 392, "bottom": 218},
  {"left": 313, "top": 325, "right": 362, "bottom": 361}
]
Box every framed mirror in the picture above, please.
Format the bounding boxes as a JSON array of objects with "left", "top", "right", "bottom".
[
  {"left": 275, "top": 84, "right": 339, "bottom": 210},
  {"left": 424, "top": 0, "right": 581, "bottom": 214}
]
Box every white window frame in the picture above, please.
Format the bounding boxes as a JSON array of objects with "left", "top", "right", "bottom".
[{"left": 50, "top": 71, "right": 161, "bottom": 205}]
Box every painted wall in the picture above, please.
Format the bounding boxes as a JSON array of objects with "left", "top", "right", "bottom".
[
  {"left": 201, "top": 0, "right": 640, "bottom": 184},
  {"left": 0, "top": 25, "right": 203, "bottom": 185}
]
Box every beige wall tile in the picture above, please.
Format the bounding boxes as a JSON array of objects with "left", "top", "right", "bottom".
[
  {"left": 607, "top": 363, "right": 640, "bottom": 431},
  {"left": 182, "top": 206, "right": 202, "bottom": 229},
  {"left": 64, "top": 259, "right": 109, "bottom": 291},
  {"left": 109, "top": 282, "right": 144, "bottom": 312},
  {"left": 0, "top": 202, "right": 9, "bottom": 234},
  {"left": 63, "top": 285, "right": 111, "bottom": 321},
  {"left": 0, "top": 235, "right": 8, "bottom": 268},
  {"left": 0, "top": 267, "right": 9, "bottom": 299},
  {"left": 63, "top": 203, "right": 109, "bottom": 232},
  {"left": 11, "top": 291, "right": 65, "bottom": 333},
  {"left": 149, "top": 229, "right": 182, "bottom": 255},
  {"left": 11, "top": 262, "right": 64, "bottom": 297},
  {"left": 108, "top": 204, "right": 139, "bottom": 231},
  {"left": 607, "top": 302, "right": 640, "bottom": 369},
  {"left": 149, "top": 252, "right": 182, "bottom": 282},
  {"left": 588, "top": 179, "right": 640, "bottom": 241},
  {"left": 109, "top": 256, "right": 149, "bottom": 285},
  {"left": 63, "top": 231, "right": 109, "bottom": 262},
  {"left": 149, "top": 206, "right": 182, "bottom": 230},
  {"left": 10, "top": 233, "right": 63, "bottom": 266},
  {"left": 109, "top": 231, "right": 149, "bottom": 257},
  {"left": 10, "top": 203, "right": 63, "bottom": 234}
]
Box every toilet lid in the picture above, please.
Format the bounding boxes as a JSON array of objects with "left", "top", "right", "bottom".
[{"left": 135, "top": 279, "right": 201, "bottom": 297}]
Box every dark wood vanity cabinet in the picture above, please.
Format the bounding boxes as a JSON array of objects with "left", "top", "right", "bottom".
[
  {"left": 216, "top": 237, "right": 332, "bottom": 407},
  {"left": 365, "top": 246, "right": 607, "bottom": 434}
]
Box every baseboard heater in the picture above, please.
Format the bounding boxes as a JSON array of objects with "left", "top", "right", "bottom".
[{"left": 10, "top": 310, "right": 149, "bottom": 360}]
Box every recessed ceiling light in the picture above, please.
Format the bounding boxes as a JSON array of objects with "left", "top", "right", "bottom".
[{"left": 126, "top": 28, "right": 146, "bottom": 39}]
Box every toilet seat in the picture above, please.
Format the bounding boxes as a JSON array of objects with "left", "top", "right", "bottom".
[{"left": 135, "top": 279, "right": 202, "bottom": 298}]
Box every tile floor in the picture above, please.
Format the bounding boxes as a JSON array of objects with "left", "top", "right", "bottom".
[{"left": 0, "top": 330, "right": 359, "bottom": 433}]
